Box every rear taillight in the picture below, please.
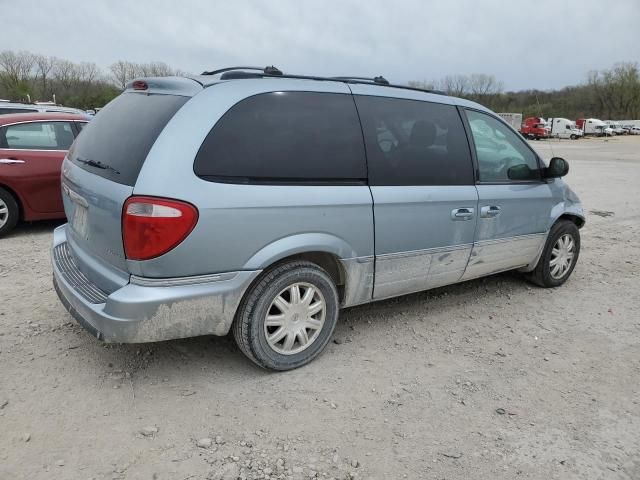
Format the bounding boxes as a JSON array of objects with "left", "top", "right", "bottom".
[{"left": 122, "top": 196, "right": 198, "bottom": 261}]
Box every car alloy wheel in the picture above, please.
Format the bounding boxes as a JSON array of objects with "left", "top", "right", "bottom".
[
  {"left": 0, "top": 198, "right": 8, "bottom": 229},
  {"left": 549, "top": 233, "right": 576, "bottom": 279},
  {"left": 263, "top": 282, "right": 326, "bottom": 355}
]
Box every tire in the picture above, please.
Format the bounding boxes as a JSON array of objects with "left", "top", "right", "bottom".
[
  {"left": 570, "top": 134, "right": 577, "bottom": 140},
  {"left": 527, "top": 220, "right": 580, "bottom": 288},
  {"left": 0, "top": 187, "right": 19, "bottom": 238},
  {"left": 232, "top": 260, "right": 339, "bottom": 371}
]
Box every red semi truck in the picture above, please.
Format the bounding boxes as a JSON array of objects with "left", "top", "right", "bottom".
[{"left": 520, "top": 117, "right": 550, "bottom": 140}]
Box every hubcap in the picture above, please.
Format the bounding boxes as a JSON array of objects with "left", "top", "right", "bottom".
[
  {"left": 0, "top": 198, "right": 8, "bottom": 229},
  {"left": 550, "top": 233, "right": 575, "bottom": 279},
  {"left": 264, "top": 282, "right": 326, "bottom": 355}
]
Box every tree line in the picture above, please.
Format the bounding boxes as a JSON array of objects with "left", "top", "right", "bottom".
[
  {"left": 410, "top": 62, "right": 640, "bottom": 120},
  {"left": 1, "top": 49, "right": 639, "bottom": 119},
  {"left": 0, "top": 50, "right": 184, "bottom": 110}
]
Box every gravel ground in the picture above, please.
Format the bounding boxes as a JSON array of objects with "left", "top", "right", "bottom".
[{"left": 1, "top": 136, "right": 639, "bottom": 480}]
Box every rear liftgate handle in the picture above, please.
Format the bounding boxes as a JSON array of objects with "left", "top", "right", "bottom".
[{"left": 451, "top": 207, "right": 475, "bottom": 221}]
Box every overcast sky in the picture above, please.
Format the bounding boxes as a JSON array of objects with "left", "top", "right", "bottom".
[{"left": 3, "top": 0, "right": 639, "bottom": 90}]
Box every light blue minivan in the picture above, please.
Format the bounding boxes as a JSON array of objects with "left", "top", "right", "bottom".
[{"left": 52, "top": 67, "right": 584, "bottom": 370}]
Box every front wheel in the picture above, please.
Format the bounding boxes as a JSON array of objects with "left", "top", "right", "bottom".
[
  {"left": 232, "top": 260, "right": 339, "bottom": 371},
  {"left": 527, "top": 220, "right": 580, "bottom": 287},
  {"left": 570, "top": 134, "right": 577, "bottom": 140}
]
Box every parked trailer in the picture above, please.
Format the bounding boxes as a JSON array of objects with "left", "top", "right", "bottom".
[
  {"left": 576, "top": 118, "right": 613, "bottom": 136},
  {"left": 497, "top": 112, "right": 523, "bottom": 130},
  {"left": 547, "top": 118, "right": 583, "bottom": 139}
]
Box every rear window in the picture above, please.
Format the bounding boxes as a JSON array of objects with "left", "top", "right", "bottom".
[
  {"left": 194, "top": 92, "right": 367, "bottom": 183},
  {"left": 68, "top": 92, "right": 187, "bottom": 186}
]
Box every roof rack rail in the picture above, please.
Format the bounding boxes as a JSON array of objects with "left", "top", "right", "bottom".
[
  {"left": 330, "top": 76, "right": 390, "bottom": 85},
  {"left": 201, "top": 65, "right": 282, "bottom": 76},
  {"left": 197, "top": 66, "right": 446, "bottom": 96}
]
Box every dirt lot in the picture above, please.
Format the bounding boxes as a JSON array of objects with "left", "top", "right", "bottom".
[{"left": 1, "top": 136, "right": 639, "bottom": 480}]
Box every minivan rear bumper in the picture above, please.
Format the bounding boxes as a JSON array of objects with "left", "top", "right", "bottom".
[{"left": 52, "top": 225, "right": 261, "bottom": 343}]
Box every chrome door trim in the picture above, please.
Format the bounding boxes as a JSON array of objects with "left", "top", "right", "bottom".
[
  {"left": 0, "top": 148, "right": 68, "bottom": 152},
  {"left": 472, "top": 232, "right": 546, "bottom": 246},
  {"left": 519, "top": 232, "right": 549, "bottom": 273},
  {"left": 340, "top": 256, "right": 374, "bottom": 307},
  {"left": 0, "top": 158, "right": 25, "bottom": 164},
  {"left": 374, "top": 243, "right": 473, "bottom": 299},
  {"left": 0, "top": 119, "right": 79, "bottom": 128},
  {"left": 461, "top": 232, "right": 548, "bottom": 281},
  {"left": 376, "top": 243, "right": 473, "bottom": 260}
]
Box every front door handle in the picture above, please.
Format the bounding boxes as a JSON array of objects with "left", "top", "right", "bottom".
[
  {"left": 480, "top": 205, "right": 502, "bottom": 218},
  {"left": 451, "top": 207, "right": 475, "bottom": 221},
  {"left": 0, "top": 158, "right": 25, "bottom": 165}
]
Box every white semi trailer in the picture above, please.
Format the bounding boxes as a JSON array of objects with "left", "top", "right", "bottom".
[{"left": 547, "top": 118, "right": 583, "bottom": 139}]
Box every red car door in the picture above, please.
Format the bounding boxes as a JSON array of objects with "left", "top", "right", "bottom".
[{"left": 0, "top": 121, "right": 75, "bottom": 216}]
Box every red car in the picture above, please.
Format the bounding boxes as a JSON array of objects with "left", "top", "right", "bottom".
[{"left": 0, "top": 112, "right": 88, "bottom": 236}]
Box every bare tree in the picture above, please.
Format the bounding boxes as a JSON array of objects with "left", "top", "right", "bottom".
[
  {"left": 0, "top": 50, "right": 35, "bottom": 93},
  {"left": 408, "top": 80, "right": 438, "bottom": 90},
  {"left": 34, "top": 54, "right": 56, "bottom": 100},
  {"left": 110, "top": 60, "right": 134, "bottom": 89},
  {"left": 77, "top": 62, "right": 100, "bottom": 84},
  {"left": 587, "top": 63, "right": 640, "bottom": 119},
  {"left": 110, "top": 60, "right": 179, "bottom": 89},
  {"left": 439, "top": 75, "right": 470, "bottom": 97},
  {"left": 52, "top": 59, "right": 79, "bottom": 89},
  {"left": 468, "top": 73, "right": 503, "bottom": 96},
  {"left": 136, "top": 61, "right": 175, "bottom": 77}
]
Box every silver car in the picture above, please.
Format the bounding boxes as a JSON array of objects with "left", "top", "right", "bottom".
[
  {"left": 0, "top": 102, "right": 89, "bottom": 117},
  {"left": 52, "top": 67, "right": 584, "bottom": 370}
]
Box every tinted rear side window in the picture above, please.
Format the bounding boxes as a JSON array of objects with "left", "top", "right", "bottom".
[
  {"left": 194, "top": 92, "right": 366, "bottom": 183},
  {"left": 69, "top": 93, "right": 187, "bottom": 186},
  {"left": 355, "top": 96, "right": 473, "bottom": 186}
]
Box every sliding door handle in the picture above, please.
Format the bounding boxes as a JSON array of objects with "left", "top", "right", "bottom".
[
  {"left": 451, "top": 207, "right": 475, "bottom": 221},
  {"left": 480, "top": 205, "right": 502, "bottom": 218}
]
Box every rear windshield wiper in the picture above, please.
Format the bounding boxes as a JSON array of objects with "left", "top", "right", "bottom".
[{"left": 76, "top": 157, "right": 120, "bottom": 175}]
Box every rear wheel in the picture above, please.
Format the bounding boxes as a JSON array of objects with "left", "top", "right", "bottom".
[
  {"left": 232, "top": 260, "right": 339, "bottom": 371},
  {"left": 527, "top": 220, "right": 580, "bottom": 287},
  {"left": 0, "top": 187, "right": 19, "bottom": 238},
  {"left": 570, "top": 134, "right": 577, "bottom": 140}
]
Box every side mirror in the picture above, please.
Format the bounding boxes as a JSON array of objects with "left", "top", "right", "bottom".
[
  {"left": 545, "top": 157, "right": 569, "bottom": 178},
  {"left": 507, "top": 164, "right": 536, "bottom": 180}
]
